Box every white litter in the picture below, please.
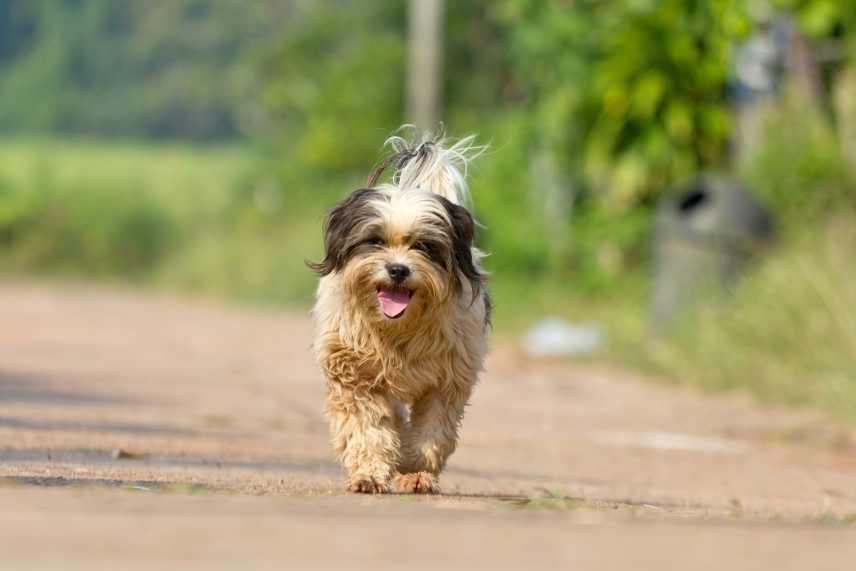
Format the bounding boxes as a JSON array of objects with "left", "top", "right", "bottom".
[{"left": 522, "top": 317, "right": 603, "bottom": 358}]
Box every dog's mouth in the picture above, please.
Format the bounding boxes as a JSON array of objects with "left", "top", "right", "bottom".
[{"left": 377, "top": 287, "right": 412, "bottom": 319}]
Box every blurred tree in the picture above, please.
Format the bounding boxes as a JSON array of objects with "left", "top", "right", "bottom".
[
  {"left": 262, "top": 0, "right": 749, "bottom": 201},
  {"left": 259, "top": 0, "right": 406, "bottom": 172},
  {"left": 407, "top": 0, "right": 444, "bottom": 130},
  {"left": 776, "top": 0, "right": 856, "bottom": 38},
  {"left": 0, "top": 0, "right": 290, "bottom": 140},
  {"left": 497, "top": 0, "right": 749, "bottom": 211}
]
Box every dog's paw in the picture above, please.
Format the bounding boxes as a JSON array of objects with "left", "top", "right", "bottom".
[
  {"left": 348, "top": 476, "right": 390, "bottom": 494},
  {"left": 395, "top": 472, "right": 440, "bottom": 495}
]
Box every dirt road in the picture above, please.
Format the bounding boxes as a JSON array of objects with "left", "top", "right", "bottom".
[{"left": 1, "top": 283, "right": 855, "bottom": 569}]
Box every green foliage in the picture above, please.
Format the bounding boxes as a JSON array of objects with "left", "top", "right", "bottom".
[
  {"left": 0, "top": 178, "right": 171, "bottom": 275},
  {"left": 0, "top": 138, "right": 329, "bottom": 303},
  {"left": 259, "top": 0, "right": 406, "bottom": 172},
  {"left": 775, "top": 0, "right": 856, "bottom": 37},
  {"left": 0, "top": 0, "right": 287, "bottom": 140},
  {"left": 741, "top": 100, "right": 854, "bottom": 221},
  {"left": 497, "top": 0, "right": 748, "bottom": 210},
  {"left": 0, "top": 138, "right": 249, "bottom": 278},
  {"left": 469, "top": 116, "right": 551, "bottom": 274},
  {"left": 263, "top": 0, "right": 749, "bottom": 207}
]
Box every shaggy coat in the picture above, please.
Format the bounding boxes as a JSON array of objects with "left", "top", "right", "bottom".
[{"left": 309, "top": 131, "right": 489, "bottom": 493}]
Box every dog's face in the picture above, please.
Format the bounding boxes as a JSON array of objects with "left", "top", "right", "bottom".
[{"left": 309, "top": 187, "right": 482, "bottom": 324}]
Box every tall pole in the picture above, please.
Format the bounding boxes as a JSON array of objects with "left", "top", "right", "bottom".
[{"left": 408, "top": 0, "right": 443, "bottom": 131}]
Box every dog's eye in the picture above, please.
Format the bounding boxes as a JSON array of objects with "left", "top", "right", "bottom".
[
  {"left": 364, "top": 236, "right": 385, "bottom": 247},
  {"left": 412, "top": 240, "right": 440, "bottom": 257}
]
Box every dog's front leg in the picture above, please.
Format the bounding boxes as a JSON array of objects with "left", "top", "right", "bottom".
[
  {"left": 396, "top": 385, "right": 471, "bottom": 494},
  {"left": 326, "top": 381, "right": 400, "bottom": 493}
]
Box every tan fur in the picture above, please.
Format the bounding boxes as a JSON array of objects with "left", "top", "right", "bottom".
[{"left": 311, "top": 134, "right": 488, "bottom": 494}]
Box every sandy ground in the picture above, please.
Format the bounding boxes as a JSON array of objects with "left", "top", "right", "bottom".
[{"left": 1, "top": 282, "right": 855, "bottom": 569}]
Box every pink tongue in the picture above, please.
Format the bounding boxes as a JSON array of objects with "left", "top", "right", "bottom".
[{"left": 377, "top": 288, "right": 411, "bottom": 318}]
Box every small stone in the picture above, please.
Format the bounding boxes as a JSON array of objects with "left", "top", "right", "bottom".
[{"left": 111, "top": 448, "right": 145, "bottom": 460}]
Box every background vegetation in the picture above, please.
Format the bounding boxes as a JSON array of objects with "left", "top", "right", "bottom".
[
  {"left": 0, "top": 0, "right": 855, "bottom": 420},
  {"left": 0, "top": 0, "right": 288, "bottom": 139}
]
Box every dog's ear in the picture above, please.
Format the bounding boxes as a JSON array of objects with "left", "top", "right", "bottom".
[
  {"left": 438, "top": 197, "right": 483, "bottom": 299},
  {"left": 307, "top": 188, "right": 380, "bottom": 276}
]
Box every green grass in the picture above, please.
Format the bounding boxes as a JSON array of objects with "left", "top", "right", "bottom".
[
  {"left": 628, "top": 215, "right": 856, "bottom": 422},
  {"left": 0, "top": 137, "right": 249, "bottom": 220},
  {"left": 0, "top": 137, "right": 249, "bottom": 277},
  {"left": 0, "top": 137, "right": 324, "bottom": 303}
]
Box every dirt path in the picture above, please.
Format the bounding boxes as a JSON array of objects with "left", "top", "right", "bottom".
[{"left": 1, "top": 282, "right": 855, "bottom": 568}]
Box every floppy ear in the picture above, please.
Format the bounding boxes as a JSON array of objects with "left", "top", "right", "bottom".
[
  {"left": 438, "top": 196, "right": 484, "bottom": 299},
  {"left": 307, "top": 188, "right": 380, "bottom": 276}
]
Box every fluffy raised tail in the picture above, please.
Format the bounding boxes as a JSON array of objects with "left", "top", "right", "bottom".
[{"left": 367, "top": 126, "right": 485, "bottom": 209}]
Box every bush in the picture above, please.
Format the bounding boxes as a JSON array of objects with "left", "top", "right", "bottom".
[
  {"left": 0, "top": 0, "right": 288, "bottom": 140},
  {"left": 0, "top": 138, "right": 252, "bottom": 281},
  {"left": 0, "top": 173, "right": 173, "bottom": 275},
  {"left": 0, "top": 138, "right": 327, "bottom": 303},
  {"left": 741, "top": 99, "right": 854, "bottom": 223}
]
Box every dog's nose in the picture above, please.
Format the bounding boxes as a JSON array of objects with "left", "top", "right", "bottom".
[{"left": 386, "top": 263, "right": 411, "bottom": 282}]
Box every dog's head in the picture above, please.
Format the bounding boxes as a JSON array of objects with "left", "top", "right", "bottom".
[{"left": 309, "top": 187, "right": 483, "bottom": 324}]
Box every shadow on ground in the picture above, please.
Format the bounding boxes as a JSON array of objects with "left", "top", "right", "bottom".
[{"left": 0, "top": 371, "right": 127, "bottom": 406}]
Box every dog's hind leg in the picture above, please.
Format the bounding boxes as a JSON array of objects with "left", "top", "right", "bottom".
[
  {"left": 395, "top": 385, "right": 471, "bottom": 493},
  {"left": 327, "top": 383, "right": 400, "bottom": 494}
]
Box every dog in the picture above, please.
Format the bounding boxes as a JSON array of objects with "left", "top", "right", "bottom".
[{"left": 308, "top": 128, "right": 490, "bottom": 494}]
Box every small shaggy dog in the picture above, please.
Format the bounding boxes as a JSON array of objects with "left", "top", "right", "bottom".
[{"left": 309, "top": 129, "right": 490, "bottom": 494}]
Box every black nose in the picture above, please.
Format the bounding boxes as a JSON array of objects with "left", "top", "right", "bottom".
[{"left": 386, "top": 263, "right": 411, "bottom": 282}]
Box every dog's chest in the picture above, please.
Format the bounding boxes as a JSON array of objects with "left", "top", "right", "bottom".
[
  {"left": 381, "top": 354, "right": 449, "bottom": 398},
  {"left": 343, "top": 339, "right": 463, "bottom": 400},
  {"left": 328, "top": 318, "right": 483, "bottom": 399}
]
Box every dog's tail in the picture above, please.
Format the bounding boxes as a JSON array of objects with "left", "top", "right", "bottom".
[{"left": 368, "top": 126, "right": 485, "bottom": 209}]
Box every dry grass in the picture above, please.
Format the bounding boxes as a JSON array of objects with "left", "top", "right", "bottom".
[{"left": 644, "top": 214, "right": 856, "bottom": 421}]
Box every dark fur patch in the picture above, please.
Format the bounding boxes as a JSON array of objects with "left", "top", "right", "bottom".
[
  {"left": 412, "top": 237, "right": 447, "bottom": 268},
  {"left": 436, "top": 196, "right": 485, "bottom": 301},
  {"left": 306, "top": 188, "right": 382, "bottom": 276},
  {"left": 366, "top": 154, "right": 400, "bottom": 187},
  {"left": 366, "top": 140, "right": 434, "bottom": 188},
  {"left": 483, "top": 291, "right": 493, "bottom": 328}
]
